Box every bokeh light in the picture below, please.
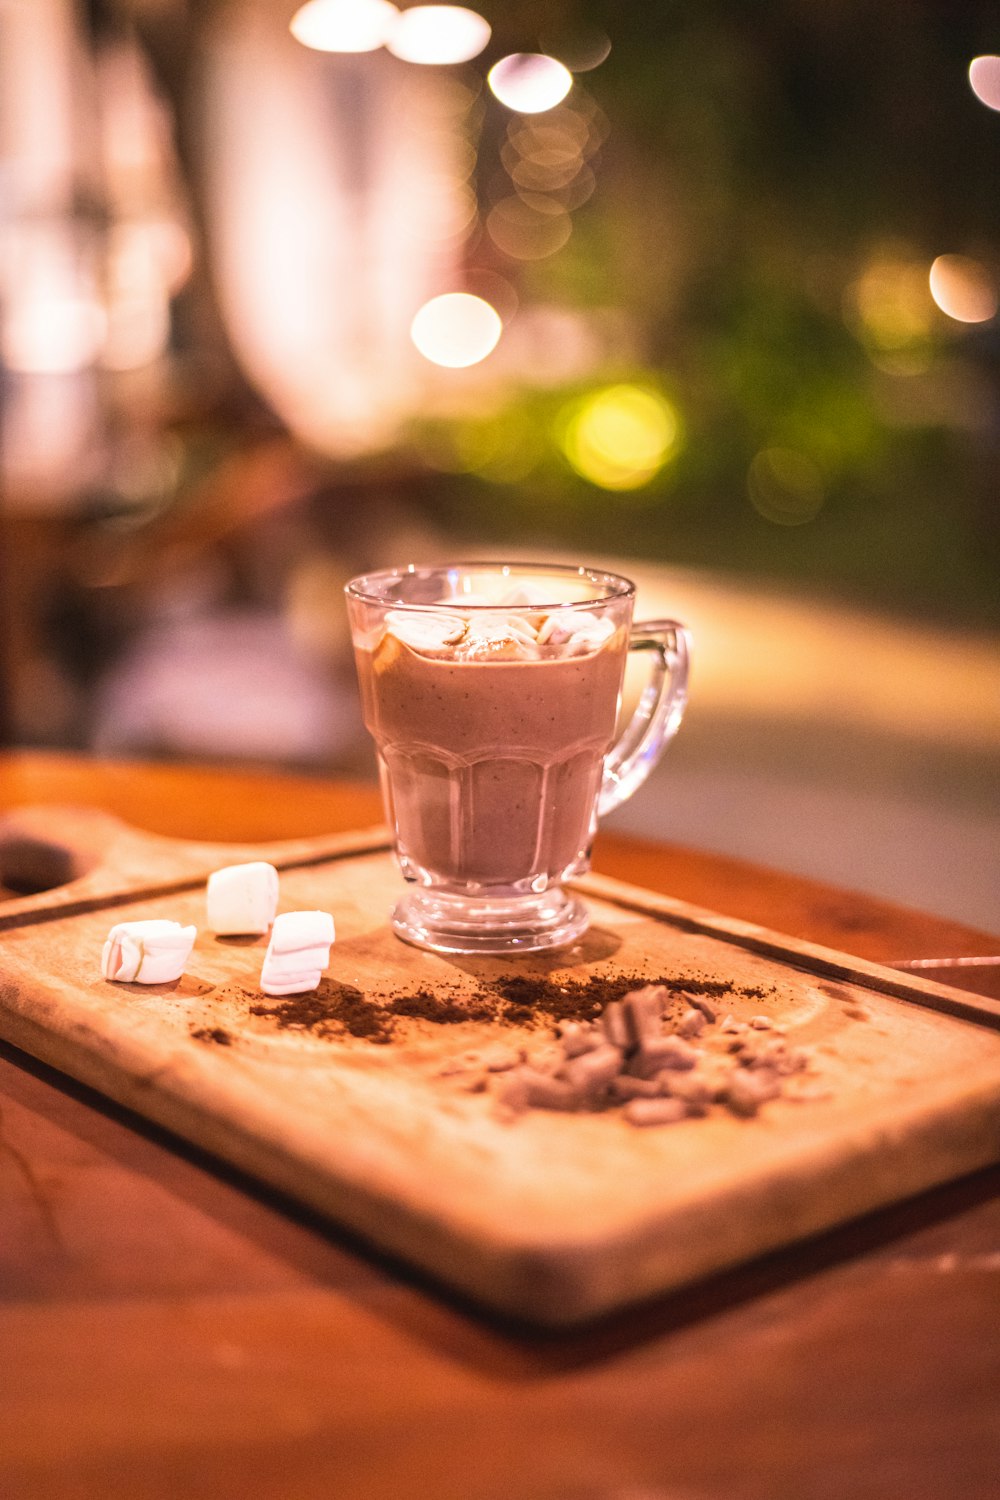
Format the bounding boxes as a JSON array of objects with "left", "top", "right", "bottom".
[
  {"left": 101, "top": 223, "right": 173, "bottom": 371},
  {"left": 289, "top": 0, "right": 399, "bottom": 54},
  {"left": 410, "top": 292, "right": 502, "bottom": 367},
  {"left": 488, "top": 54, "right": 573, "bottom": 114},
  {"left": 502, "top": 106, "right": 604, "bottom": 208},
  {"left": 505, "top": 148, "right": 575, "bottom": 188},
  {"left": 502, "top": 304, "right": 605, "bottom": 385},
  {"left": 463, "top": 270, "right": 519, "bottom": 323},
  {"left": 929, "top": 254, "right": 998, "bottom": 324},
  {"left": 387, "top": 6, "right": 491, "bottom": 66},
  {"left": 486, "top": 193, "right": 572, "bottom": 260},
  {"left": 414, "top": 411, "right": 543, "bottom": 482},
  {"left": 968, "top": 55, "right": 1000, "bottom": 111},
  {"left": 534, "top": 163, "right": 596, "bottom": 210},
  {"left": 538, "top": 24, "right": 612, "bottom": 74},
  {"left": 3, "top": 293, "right": 106, "bottom": 375},
  {"left": 401, "top": 178, "right": 478, "bottom": 245},
  {"left": 142, "top": 219, "right": 194, "bottom": 295},
  {"left": 844, "top": 255, "right": 934, "bottom": 369},
  {"left": 408, "top": 73, "right": 483, "bottom": 123},
  {"left": 509, "top": 110, "right": 591, "bottom": 156},
  {"left": 1, "top": 227, "right": 107, "bottom": 374},
  {"left": 559, "top": 385, "right": 680, "bottom": 490},
  {"left": 747, "top": 448, "right": 826, "bottom": 526}
]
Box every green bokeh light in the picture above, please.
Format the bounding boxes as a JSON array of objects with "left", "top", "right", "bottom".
[{"left": 558, "top": 384, "right": 681, "bottom": 490}]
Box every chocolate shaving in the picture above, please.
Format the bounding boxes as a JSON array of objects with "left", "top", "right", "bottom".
[
  {"left": 485, "top": 984, "right": 814, "bottom": 1125},
  {"left": 190, "top": 1026, "right": 233, "bottom": 1046}
]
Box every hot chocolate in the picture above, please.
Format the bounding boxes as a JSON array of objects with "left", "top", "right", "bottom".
[
  {"left": 355, "top": 612, "right": 628, "bottom": 890},
  {"left": 345, "top": 563, "right": 690, "bottom": 955}
]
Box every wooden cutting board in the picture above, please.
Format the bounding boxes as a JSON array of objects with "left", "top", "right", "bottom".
[{"left": 2, "top": 807, "right": 999, "bottom": 1326}]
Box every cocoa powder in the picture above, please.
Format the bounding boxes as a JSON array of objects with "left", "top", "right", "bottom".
[
  {"left": 243, "top": 972, "right": 772, "bottom": 1045},
  {"left": 388, "top": 987, "right": 496, "bottom": 1026},
  {"left": 488, "top": 973, "right": 774, "bottom": 1027},
  {"left": 249, "top": 980, "right": 394, "bottom": 1043}
]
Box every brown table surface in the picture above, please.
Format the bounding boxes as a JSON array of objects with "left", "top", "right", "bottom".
[{"left": 1, "top": 751, "right": 998, "bottom": 1500}]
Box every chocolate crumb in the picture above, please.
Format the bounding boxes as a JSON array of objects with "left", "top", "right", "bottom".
[{"left": 190, "top": 1025, "right": 233, "bottom": 1046}]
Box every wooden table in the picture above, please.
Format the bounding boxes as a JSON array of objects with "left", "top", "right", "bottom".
[{"left": 2, "top": 752, "right": 998, "bottom": 1500}]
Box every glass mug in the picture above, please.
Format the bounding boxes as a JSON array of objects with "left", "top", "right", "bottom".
[{"left": 346, "top": 563, "right": 690, "bottom": 955}]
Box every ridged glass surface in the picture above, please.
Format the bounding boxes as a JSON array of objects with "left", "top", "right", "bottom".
[{"left": 381, "top": 745, "right": 605, "bottom": 888}]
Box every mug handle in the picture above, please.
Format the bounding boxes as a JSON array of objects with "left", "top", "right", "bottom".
[{"left": 598, "top": 620, "right": 691, "bottom": 818}]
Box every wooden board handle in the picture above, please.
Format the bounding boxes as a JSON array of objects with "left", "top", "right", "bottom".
[{"left": 0, "top": 805, "right": 390, "bottom": 932}]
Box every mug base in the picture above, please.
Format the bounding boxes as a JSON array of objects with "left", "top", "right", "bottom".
[{"left": 391, "top": 887, "right": 590, "bottom": 956}]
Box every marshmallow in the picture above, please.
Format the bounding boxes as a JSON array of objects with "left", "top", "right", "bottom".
[
  {"left": 260, "top": 910, "right": 335, "bottom": 996},
  {"left": 495, "top": 613, "right": 540, "bottom": 647},
  {"left": 386, "top": 610, "right": 467, "bottom": 653},
  {"left": 456, "top": 619, "right": 540, "bottom": 661},
  {"left": 565, "top": 616, "right": 616, "bottom": 655},
  {"left": 206, "top": 861, "right": 279, "bottom": 935},
  {"left": 537, "top": 609, "right": 602, "bottom": 646},
  {"left": 101, "top": 919, "right": 197, "bottom": 985},
  {"left": 500, "top": 582, "right": 556, "bottom": 609},
  {"left": 438, "top": 590, "right": 493, "bottom": 606}
]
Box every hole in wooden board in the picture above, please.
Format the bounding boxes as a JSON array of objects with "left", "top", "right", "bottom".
[
  {"left": 0, "top": 834, "right": 97, "bottom": 897},
  {"left": 0, "top": 807, "right": 116, "bottom": 900}
]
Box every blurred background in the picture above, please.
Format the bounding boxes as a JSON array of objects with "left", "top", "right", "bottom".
[{"left": 0, "top": 0, "right": 997, "bottom": 931}]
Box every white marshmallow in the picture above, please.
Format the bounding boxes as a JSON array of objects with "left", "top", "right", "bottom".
[
  {"left": 565, "top": 616, "right": 616, "bottom": 655},
  {"left": 101, "top": 919, "right": 197, "bottom": 985},
  {"left": 267, "top": 909, "right": 335, "bottom": 953},
  {"left": 437, "top": 590, "right": 493, "bottom": 606},
  {"left": 456, "top": 617, "right": 541, "bottom": 661},
  {"left": 495, "top": 613, "right": 540, "bottom": 647},
  {"left": 386, "top": 609, "right": 467, "bottom": 653},
  {"left": 260, "top": 909, "right": 335, "bottom": 996},
  {"left": 537, "top": 609, "right": 602, "bottom": 646},
  {"left": 500, "top": 582, "right": 556, "bottom": 609},
  {"left": 206, "top": 861, "right": 279, "bottom": 935}
]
